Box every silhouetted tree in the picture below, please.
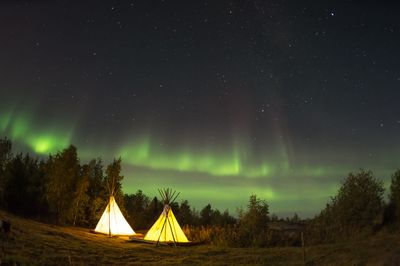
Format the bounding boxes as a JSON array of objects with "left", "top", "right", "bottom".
[
  {"left": 198, "top": 203, "right": 236, "bottom": 226},
  {"left": 200, "top": 204, "right": 213, "bottom": 225},
  {"left": 237, "top": 194, "right": 269, "bottom": 246},
  {"left": 146, "top": 196, "right": 163, "bottom": 227},
  {"left": 311, "top": 169, "right": 385, "bottom": 242},
  {"left": 389, "top": 169, "right": 400, "bottom": 227},
  {"left": 177, "top": 200, "right": 193, "bottom": 226},
  {"left": 86, "top": 159, "right": 106, "bottom": 226},
  {"left": 0, "top": 137, "right": 12, "bottom": 170},
  {"left": 270, "top": 214, "right": 279, "bottom": 222},
  {"left": 71, "top": 164, "right": 90, "bottom": 226},
  {"left": 290, "top": 213, "right": 300, "bottom": 222},
  {"left": 103, "top": 158, "right": 126, "bottom": 216},
  {"left": 125, "top": 190, "right": 150, "bottom": 229},
  {"left": 3, "top": 154, "right": 44, "bottom": 216},
  {"left": 170, "top": 201, "right": 179, "bottom": 214},
  {"left": 0, "top": 137, "right": 12, "bottom": 206},
  {"left": 44, "top": 145, "right": 80, "bottom": 224},
  {"left": 219, "top": 209, "right": 236, "bottom": 225},
  {"left": 334, "top": 169, "right": 384, "bottom": 235}
]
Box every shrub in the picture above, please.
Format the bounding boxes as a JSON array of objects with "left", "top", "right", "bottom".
[{"left": 308, "top": 169, "right": 385, "bottom": 243}]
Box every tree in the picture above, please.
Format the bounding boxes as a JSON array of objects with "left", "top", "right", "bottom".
[
  {"left": 219, "top": 209, "right": 236, "bottom": 225},
  {"left": 240, "top": 195, "right": 269, "bottom": 226},
  {"left": 86, "top": 159, "right": 106, "bottom": 226},
  {"left": 45, "top": 145, "right": 80, "bottom": 224},
  {"left": 0, "top": 137, "right": 12, "bottom": 207},
  {"left": 290, "top": 213, "right": 300, "bottom": 222},
  {"left": 237, "top": 195, "right": 269, "bottom": 247},
  {"left": 124, "top": 190, "right": 150, "bottom": 229},
  {"left": 0, "top": 137, "right": 12, "bottom": 170},
  {"left": 103, "top": 158, "right": 127, "bottom": 216},
  {"left": 200, "top": 204, "right": 213, "bottom": 225},
  {"left": 3, "top": 154, "right": 25, "bottom": 212},
  {"left": 389, "top": 169, "right": 400, "bottom": 227},
  {"left": 2, "top": 153, "right": 48, "bottom": 217},
  {"left": 177, "top": 200, "right": 193, "bottom": 226},
  {"left": 313, "top": 169, "right": 385, "bottom": 241},
  {"left": 270, "top": 214, "right": 279, "bottom": 222},
  {"left": 198, "top": 203, "right": 236, "bottom": 226},
  {"left": 145, "top": 197, "right": 163, "bottom": 227},
  {"left": 104, "top": 159, "right": 123, "bottom": 196},
  {"left": 334, "top": 169, "right": 384, "bottom": 234},
  {"left": 71, "top": 164, "right": 90, "bottom": 226}
]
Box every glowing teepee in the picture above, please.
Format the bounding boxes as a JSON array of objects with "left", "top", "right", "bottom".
[
  {"left": 94, "top": 195, "right": 135, "bottom": 236},
  {"left": 144, "top": 188, "right": 189, "bottom": 245},
  {"left": 94, "top": 166, "right": 135, "bottom": 236}
]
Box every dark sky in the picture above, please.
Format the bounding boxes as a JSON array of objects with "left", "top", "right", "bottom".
[{"left": 1, "top": 1, "right": 400, "bottom": 217}]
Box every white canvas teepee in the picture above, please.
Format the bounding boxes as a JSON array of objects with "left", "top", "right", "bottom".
[
  {"left": 94, "top": 196, "right": 135, "bottom": 236},
  {"left": 144, "top": 189, "right": 189, "bottom": 244}
]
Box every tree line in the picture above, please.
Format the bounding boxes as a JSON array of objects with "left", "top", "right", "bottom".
[
  {"left": 0, "top": 138, "right": 236, "bottom": 229},
  {"left": 1, "top": 137, "right": 400, "bottom": 247}
]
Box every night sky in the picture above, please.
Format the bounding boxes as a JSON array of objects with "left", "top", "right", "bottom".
[{"left": 1, "top": 1, "right": 400, "bottom": 217}]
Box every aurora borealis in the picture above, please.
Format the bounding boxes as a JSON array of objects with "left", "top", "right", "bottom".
[{"left": 1, "top": 1, "right": 400, "bottom": 217}]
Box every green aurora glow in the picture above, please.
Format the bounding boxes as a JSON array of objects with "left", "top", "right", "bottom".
[
  {"left": 118, "top": 136, "right": 274, "bottom": 178},
  {"left": 1, "top": 108, "right": 397, "bottom": 217},
  {"left": 1, "top": 108, "right": 72, "bottom": 154}
]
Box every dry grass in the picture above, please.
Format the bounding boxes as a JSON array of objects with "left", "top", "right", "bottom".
[{"left": 0, "top": 211, "right": 399, "bottom": 265}]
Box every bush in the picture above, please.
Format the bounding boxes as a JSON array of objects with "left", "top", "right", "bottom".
[
  {"left": 183, "top": 225, "right": 239, "bottom": 246},
  {"left": 308, "top": 169, "right": 385, "bottom": 243},
  {"left": 184, "top": 195, "right": 271, "bottom": 247},
  {"left": 236, "top": 195, "right": 269, "bottom": 247}
]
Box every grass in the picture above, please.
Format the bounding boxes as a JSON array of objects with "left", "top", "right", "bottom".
[{"left": 0, "top": 211, "right": 399, "bottom": 265}]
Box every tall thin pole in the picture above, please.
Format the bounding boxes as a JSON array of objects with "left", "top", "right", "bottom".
[
  {"left": 156, "top": 216, "right": 168, "bottom": 247},
  {"left": 108, "top": 197, "right": 111, "bottom": 237},
  {"left": 167, "top": 215, "right": 177, "bottom": 247}
]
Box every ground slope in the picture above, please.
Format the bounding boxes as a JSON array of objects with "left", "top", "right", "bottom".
[{"left": 0, "top": 211, "right": 399, "bottom": 265}]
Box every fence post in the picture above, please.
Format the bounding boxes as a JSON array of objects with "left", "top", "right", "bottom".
[{"left": 301, "top": 231, "right": 306, "bottom": 265}]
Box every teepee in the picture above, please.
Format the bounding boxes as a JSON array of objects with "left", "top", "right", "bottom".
[
  {"left": 94, "top": 165, "right": 135, "bottom": 236},
  {"left": 144, "top": 188, "right": 189, "bottom": 245},
  {"left": 94, "top": 195, "right": 135, "bottom": 236}
]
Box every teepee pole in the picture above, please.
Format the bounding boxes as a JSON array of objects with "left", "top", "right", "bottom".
[
  {"left": 171, "top": 192, "right": 180, "bottom": 204},
  {"left": 156, "top": 215, "right": 168, "bottom": 247},
  {"left": 170, "top": 190, "right": 176, "bottom": 201},
  {"left": 157, "top": 189, "right": 163, "bottom": 201},
  {"left": 167, "top": 215, "right": 177, "bottom": 247},
  {"left": 108, "top": 197, "right": 111, "bottom": 237}
]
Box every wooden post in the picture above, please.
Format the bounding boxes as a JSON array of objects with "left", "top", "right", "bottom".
[
  {"left": 108, "top": 197, "right": 111, "bottom": 237},
  {"left": 301, "top": 231, "right": 306, "bottom": 265}
]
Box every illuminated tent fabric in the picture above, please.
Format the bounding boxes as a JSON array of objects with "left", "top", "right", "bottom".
[
  {"left": 144, "top": 204, "right": 189, "bottom": 243},
  {"left": 94, "top": 196, "right": 135, "bottom": 236},
  {"left": 144, "top": 188, "right": 189, "bottom": 244}
]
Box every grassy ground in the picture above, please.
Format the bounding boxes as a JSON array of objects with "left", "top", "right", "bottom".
[{"left": 0, "top": 211, "right": 399, "bottom": 265}]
